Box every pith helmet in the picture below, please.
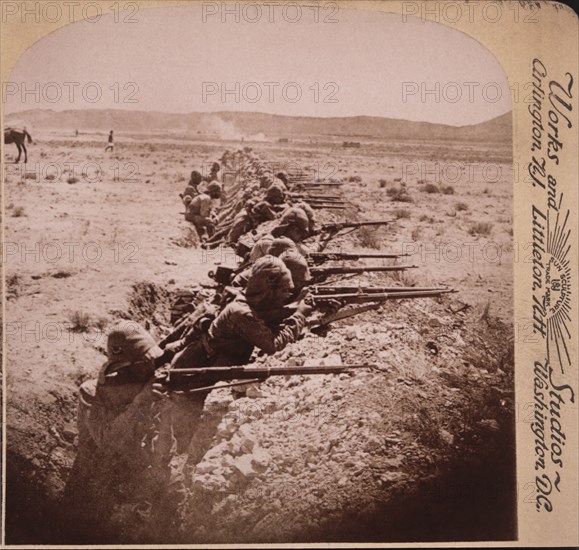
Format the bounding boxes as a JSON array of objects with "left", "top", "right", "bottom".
[
  {"left": 271, "top": 207, "right": 309, "bottom": 237},
  {"left": 105, "top": 321, "right": 163, "bottom": 371}
]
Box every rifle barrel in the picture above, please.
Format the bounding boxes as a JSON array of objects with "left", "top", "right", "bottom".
[
  {"left": 320, "top": 220, "right": 394, "bottom": 231},
  {"left": 311, "top": 265, "right": 417, "bottom": 276},
  {"left": 311, "top": 286, "right": 451, "bottom": 294},
  {"left": 311, "top": 290, "right": 454, "bottom": 303},
  {"left": 297, "top": 182, "right": 343, "bottom": 186},
  {"left": 309, "top": 253, "right": 409, "bottom": 261},
  {"left": 166, "top": 364, "right": 373, "bottom": 381},
  {"left": 290, "top": 194, "right": 342, "bottom": 200},
  {"left": 301, "top": 199, "right": 346, "bottom": 204}
]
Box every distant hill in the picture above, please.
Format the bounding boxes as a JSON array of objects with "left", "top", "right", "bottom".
[{"left": 5, "top": 109, "right": 512, "bottom": 143}]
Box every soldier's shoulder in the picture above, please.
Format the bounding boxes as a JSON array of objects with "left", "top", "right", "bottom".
[{"left": 222, "top": 298, "right": 254, "bottom": 318}]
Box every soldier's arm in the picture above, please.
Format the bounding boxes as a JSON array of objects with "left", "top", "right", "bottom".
[
  {"left": 200, "top": 198, "right": 212, "bottom": 218},
  {"left": 235, "top": 310, "right": 306, "bottom": 355}
]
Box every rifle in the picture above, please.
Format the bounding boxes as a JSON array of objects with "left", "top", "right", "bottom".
[
  {"left": 310, "top": 289, "right": 456, "bottom": 304},
  {"left": 160, "top": 363, "right": 374, "bottom": 393},
  {"left": 292, "top": 198, "right": 345, "bottom": 205},
  {"left": 310, "top": 264, "right": 417, "bottom": 282},
  {"left": 310, "top": 204, "right": 346, "bottom": 210},
  {"left": 203, "top": 225, "right": 233, "bottom": 246},
  {"left": 315, "top": 220, "right": 395, "bottom": 252},
  {"left": 310, "top": 285, "right": 451, "bottom": 294},
  {"left": 320, "top": 220, "right": 394, "bottom": 233},
  {"left": 306, "top": 288, "right": 456, "bottom": 329},
  {"left": 290, "top": 184, "right": 344, "bottom": 188},
  {"left": 289, "top": 193, "right": 343, "bottom": 200},
  {"left": 308, "top": 252, "right": 410, "bottom": 264}
]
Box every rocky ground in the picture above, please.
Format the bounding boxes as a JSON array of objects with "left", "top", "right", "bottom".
[{"left": 3, "top": 132, "right": 516, "bottom": 544}]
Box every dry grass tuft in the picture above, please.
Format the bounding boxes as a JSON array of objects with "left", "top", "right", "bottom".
[
  {"left": 356, "top": 227, "right": 381, "bottom": 249},
  {"left": 421, "top": 183, "right": 439, "bottom": 194},
  {"left": 386, "top": 186, "right": 413, "bottom": 203},
  {"left": 68, "top": 311, "right": 93, "bottom": 333},
  {"left": 392, "top": 208, "right": 411, "bottom": 220},
  {"left": 468, "top": 222, "right": 493, "bottom": 236}
]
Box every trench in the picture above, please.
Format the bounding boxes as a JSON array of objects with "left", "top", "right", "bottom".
[
  {"left": 4, "top": 281, "right": 187, "bottom": 544},
  {"left": 5, "top": 281, "right": 518, "bottom": 544},
  {"left": 310, "top": 420, "right": 518, "bottom": 543}
]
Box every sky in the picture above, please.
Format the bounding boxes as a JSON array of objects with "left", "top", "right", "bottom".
[{"left": 5, "top": 4, "right": 512, "bottom": 126}]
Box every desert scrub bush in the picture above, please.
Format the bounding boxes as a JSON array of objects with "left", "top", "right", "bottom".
[
  {"left": 45, "top": 173, "right": 56, "bottom": 181},
  {"left": 468, "top": 222, "right": 493, "bottom": 236},
  {"left": 348, "top": 175, "right": 362, "bottom": 183},
  {"left": 421, "top": 183, "right": 440, "bottom": 194},
  {"left": 7, "top": 274, "right": 21, "bottom": 298},
  {"left": 386, "top": 186, "right": 413, "bottom": 203},
  {"left": 94, "top": 317, "right": 109, "bottom": 332},
  {"left": 67, "top": 176, "right": 79, "bottom": 184},
  {"left": 419, "top": 214, "right": 435, "bottom": 223},
  {"left": 24, "top": 172, "right": 37, "bottom": 181},
  {"left": 390, "top": 267, "right": 419, "bottom": 286},
  {"left": 392, "top": 208, "right": 411, "bottom": 220},
  {"left": 455, "top": 201, "right": 469, "bottom": 212},
  {"left": 378, "top": 179, "right": 387, "bottom": 188},
  {"left": 52, "top": 270, "right": 73, "bottom": 279},
  {"left": 68, "top": 311, "right": 93, "bottom": 333},
  {"left": 356, "top": 227, "right": 381, "bottom": 249},
  {"left": 441, "top": 185, "right": 455, "bottom": 195},
  {"left": 411, "top": 227, "right": 422, "bottom": 241},
  {"left": 11, "top": 206, "right": 26, "bottom": 217}
]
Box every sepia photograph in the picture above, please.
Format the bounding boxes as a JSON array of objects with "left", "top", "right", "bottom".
[{"left": 1, "top": 0, "right": 576, "bottom": 546}]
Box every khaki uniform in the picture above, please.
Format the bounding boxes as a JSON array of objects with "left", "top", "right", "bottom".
[
  {"left": 185, "top": 193, "right": 215, "bottom": 238},
  {"left": 172, "top": 297, "right": 306, "bottom": 369},
  {"left": 62, "top": 322, "right": 165, "bottom": 540},
  {"left": 158, "top": 293, "right": 306, "bottom": 454}
]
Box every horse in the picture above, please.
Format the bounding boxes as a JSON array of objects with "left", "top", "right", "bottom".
[{"left": 4, "top": 128, "right": 33, "bottom": 163}]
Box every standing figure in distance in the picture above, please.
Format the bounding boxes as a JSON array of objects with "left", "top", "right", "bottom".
[{"left": 105, "top": 130, "right": 114, "bottom": 152}]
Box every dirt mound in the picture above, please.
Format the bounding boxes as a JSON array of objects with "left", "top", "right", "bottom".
[
  {"left": 155, "top": 296, "right": 516, "bottom": 544},
  {"left": 109, "top": 281, "right": 174, "bottom": 335},
  {"left": 71, "top": 282, "right": 515, "bottom": 544}
]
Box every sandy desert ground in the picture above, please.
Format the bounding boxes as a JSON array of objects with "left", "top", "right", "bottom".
[{"left": 3, "top": 130, "right": 517, "bottom": 543}]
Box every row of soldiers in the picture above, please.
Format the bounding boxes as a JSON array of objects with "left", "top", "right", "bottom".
[
  {"left": 180, "top": 150, "right": 317, "bottom": 252},
  {"left": 63, "top": 147, "right": 455, "bottom": 542},
  {"left": 61, "top": 149, "right": 336, "bottom": 542}
]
